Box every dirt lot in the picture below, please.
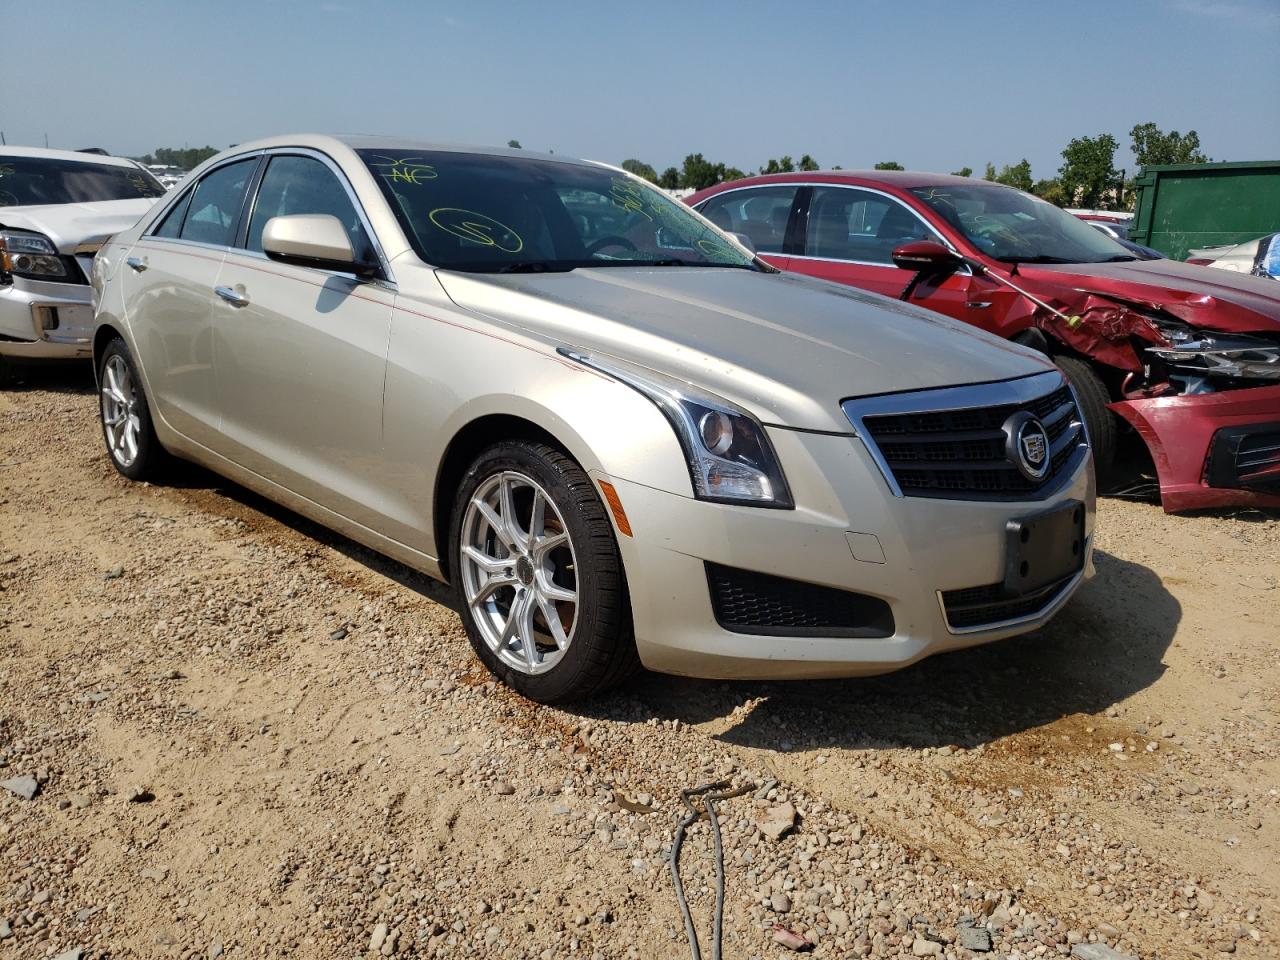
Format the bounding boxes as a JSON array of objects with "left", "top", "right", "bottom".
[{"left": 1, "top": 367, "right": 1277, "bottom": 960}]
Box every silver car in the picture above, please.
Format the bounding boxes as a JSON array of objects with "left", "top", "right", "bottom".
[
  {"left": 91, "top": 135, "right": 1095, "bottom": 702},
  {"left": 1, "top": 147, "right": 166, "bottom": 381}
]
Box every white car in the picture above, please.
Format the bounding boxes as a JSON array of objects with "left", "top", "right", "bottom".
[
  {"left": 1188, "top": 234, "right": 1280, "bottom": 280},
  {"left": 0, "top": 147, "right": 166, "bottom": 381}
]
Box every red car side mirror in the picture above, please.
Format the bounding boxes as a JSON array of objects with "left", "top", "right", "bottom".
[{"left": 891, "top": 240, "right": 963, "bottom": 274}]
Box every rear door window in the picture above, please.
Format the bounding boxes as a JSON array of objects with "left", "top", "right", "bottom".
[
  {"left": 151, "top": 188, "right": 194, "bottom": 239},
  {"left": 698, "top": 186, "right": 801, "bottom": 254},
  {"left": 178, "top": 158, "right": 257, "bottom": 247},
  {"left": 804, "top": 186, "right": 931, "bottom": 264}
]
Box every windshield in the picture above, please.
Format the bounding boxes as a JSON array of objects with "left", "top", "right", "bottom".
[
  {"left": 909, "top": 183, "right": 1134, "bottom": 264},
  {"left": 358, "top": 149, "right": 758, "bottom": 272},
  {"left": 0, "top": 156, "right": 167, "bottom": 207}
]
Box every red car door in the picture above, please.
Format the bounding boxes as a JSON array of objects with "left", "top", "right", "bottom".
[{"left": 787, "top": 184, "right": 977, "bottom": 315}]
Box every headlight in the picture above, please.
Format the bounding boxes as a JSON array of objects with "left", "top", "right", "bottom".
[
  {"left": 0, "top": 229, "right": 69, "bottom": 281},
  {"left": 1148, "top": 318, "right": 1280, "bottom": 381},
  {"left": 559, "top": 349, "right": 793, "bottom": 508}
]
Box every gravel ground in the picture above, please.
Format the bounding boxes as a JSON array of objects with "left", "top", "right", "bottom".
[{"left": 1, "top": 366, "right": 1277, "bottom": 960}]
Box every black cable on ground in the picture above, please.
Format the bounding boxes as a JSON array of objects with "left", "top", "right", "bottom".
[{"left": 669, "top": 780, "right": 754, "bottom": 960}]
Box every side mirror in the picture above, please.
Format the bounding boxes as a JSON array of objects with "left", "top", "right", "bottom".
[
  {"left": 891, "top": 240, "right": 962, "bottom": 274},
  {"left": 729, "top": 231, "right": 756, "bottom": 254},
  {"left": 262, "top": 214, "right": 378, "bottom": 277}
]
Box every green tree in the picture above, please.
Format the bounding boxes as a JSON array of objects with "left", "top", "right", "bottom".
[
  {"left": 798, "top": 154, "right": 820, "bottom": 171},
  {"left": 507, "top": 139, "right": 522, "bottom": 149},
  {"left": 760, "top": 156, "right": 796, "bottom": 174},
  {"left": 951, "top": 166, "right": 973, "bottom": 178},
  {"left": 1129, "top": 122, "right": 1208, "bottom": 167},
  {"left": 657, "top": 167, "right": 681, "bottom": 190},
  {"left": 722, "top": 166, "right": 747, "bottom": 182},
  {"left": 1032, "top": 179, "right": 1068, "bottom": 207},
  {"left": 621, "top": 158, "right": 658, "bottom": 183},
  {"left": 983, "top": 162, "right": 997, "bottom": 181},
  {"left": 1058, "top": 133, "right": 1119, "bottom": 207},
  {"left": 874, "top": 160, "right": 904, "bottom": 171},
  {"left": 680, "top": 153, "right": 726, "bottom": 191},
  {"left": 992, "top": 159, "right": 1033, "bottom": 192},
  {"left": 140, "top": 146, "right": 220, "bottom": 170}
]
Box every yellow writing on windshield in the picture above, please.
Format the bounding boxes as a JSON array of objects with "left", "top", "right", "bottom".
[
  {"left": 697, "top": 238, "right": 734, "bottom": 259},
  {"left": 367, "top": 155, "right": 438, "bottom": 186},
  {"left": 609, "top": 177, "right": 654, "bottom": 221},
  {"left": 429, "top": 208, "right": 524, "bottom": 253}
]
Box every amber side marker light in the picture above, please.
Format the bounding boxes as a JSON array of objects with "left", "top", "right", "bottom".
[{"left": 597, "top": 480, "right": 633, "bottom": 537}]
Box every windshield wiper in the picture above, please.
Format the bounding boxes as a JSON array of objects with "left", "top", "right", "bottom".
[
  {"left": 492, "top": 262, "right": 571, "bottom": 274},
  {"left": 1099, "top": 255, "right": 1138, "bottom": 262}
]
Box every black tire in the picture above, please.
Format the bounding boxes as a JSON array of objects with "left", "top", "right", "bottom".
[
  {"left": 1055, "top": 355, "right": 1116, "bottom": 480},
  {"left": 450, "top": 439, "right": 638, "bottom": 703},
  {"left": 0, "top": 355, "right": 11, "bottom": 389},
  {"left": 97, "top": 337, "right": 172, "bottom": 483}
]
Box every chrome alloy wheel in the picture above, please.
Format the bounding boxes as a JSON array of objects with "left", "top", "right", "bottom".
[
  {"left": 100, "top": 354, "right": 142, "bottom": 468},
  {"left": 459, "top": 471, "right": 579, "bottom": 675}
]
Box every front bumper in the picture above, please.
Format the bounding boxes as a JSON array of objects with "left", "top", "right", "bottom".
[
  {"left": 0, "top": 274, "right": 95, "bottom": 359},
  {"left": 1111, "top": 383, "right": 1280, "bottom": 512},
  {"left": 602, "top": 426, "right": 1095, "bottom": 680}
]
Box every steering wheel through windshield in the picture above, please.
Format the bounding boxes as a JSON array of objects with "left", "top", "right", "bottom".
[{"left": 584, "top": 235, "right": 638, "bottom": 256}]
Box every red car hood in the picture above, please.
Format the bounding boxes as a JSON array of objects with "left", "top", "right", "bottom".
[{"left": 1023, "top": 259, "right": 1280, "bottom": 334}]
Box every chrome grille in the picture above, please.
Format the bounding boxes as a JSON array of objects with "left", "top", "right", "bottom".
[{"left": 843, "top": 373, "right": 1088, "bottom": 501}]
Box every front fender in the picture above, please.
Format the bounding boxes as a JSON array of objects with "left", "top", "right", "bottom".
[{"left": 379, "top": 295, "right": 693, "bottom": 560}]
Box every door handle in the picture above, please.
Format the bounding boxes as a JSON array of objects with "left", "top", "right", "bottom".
[
  {"left": 214, "top": 285, "right": 250, "bottom": 308},
  {"left": 126, "top": 256, "right": 147, "bottom": 272}
]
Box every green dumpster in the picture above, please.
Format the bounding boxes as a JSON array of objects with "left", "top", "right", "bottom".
[{"left": 1128, "top": 160, "right": 1280, "bottom": 260}]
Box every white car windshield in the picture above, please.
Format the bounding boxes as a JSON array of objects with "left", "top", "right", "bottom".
[
  {"left": 359, "top": 149, "right": 758, "bottom": 273},
  {"left": 0, "top": 156, "right": 167, "bottom": 207},
  {"left": 910, "top": 183, "right": 1136, "bottom": 264}
]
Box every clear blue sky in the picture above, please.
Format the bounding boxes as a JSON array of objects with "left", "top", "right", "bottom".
[{"left": 5, "top": 0, "right": 1279, "bottom": 178}]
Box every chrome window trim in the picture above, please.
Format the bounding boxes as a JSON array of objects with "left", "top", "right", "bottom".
[
  {"left": 142, "top": 150, "right": 264, "bottom": 241},
  {"left": 935, "top": 550, "right": 1088, "bottom": 635},
  {"left": 695, "top": 181, "right": 967, "bottom": 271},
  {"left": 245, "top": 147, "right": 396, "bottom": 286},
  {"left": 840, "top": 370, "right": 1080, "bottom": 498},
  {"left": 140, "top": 147, "right": 396, "bottom": 287}
]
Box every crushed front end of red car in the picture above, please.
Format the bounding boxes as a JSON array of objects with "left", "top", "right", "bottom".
[{"left": 1111, "top": 385, "right": 1280, "bottom": 511}]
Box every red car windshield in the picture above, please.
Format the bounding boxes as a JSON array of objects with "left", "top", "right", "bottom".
[
  {"left": 910, "top": 183, "right": 1134, "bottom": 264},
  {"left": 0, "top": 156, "right": 166, "bottom": 207}
]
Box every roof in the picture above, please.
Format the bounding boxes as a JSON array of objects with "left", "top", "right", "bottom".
[
  {"left": 707, "top": 169, "right": 995, "bottom": 190},
  {"left": 0, "top": 145, "right": 139, "bottom": 168},
  {"left": 229, "top": 133, "right": 595, "bottom": 169}
]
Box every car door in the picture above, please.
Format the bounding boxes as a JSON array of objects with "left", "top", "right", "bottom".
[
  {"left": 787, "top": 185, "right": 975, "bottom": 309},
  {"left": 119, "top": 155, "right": 258, "bottom": 442},
  {"left": 695, "top": 184, "right": 801, "bottom": 271},
  {"left": 211, "top": 151, "right": 395, "bottom": 530}
]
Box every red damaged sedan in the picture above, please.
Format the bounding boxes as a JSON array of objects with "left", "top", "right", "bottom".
[{"left": 688, "top": 173, "right": 1280, "bottom": 512}]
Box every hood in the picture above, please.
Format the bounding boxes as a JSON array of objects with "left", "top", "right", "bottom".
[
  {"left": 0, "top": 198, "right": 157, "bottom": 253},
  {"left": 1023, "top": 258, "right": 1280, "bottom": 334},
  {"left": 436, "top": 267, "right": 1053, "bottom": 432}
]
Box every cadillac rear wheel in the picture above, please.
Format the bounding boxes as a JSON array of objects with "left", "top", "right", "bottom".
[{"left": 451, "top": 440, "right": 637, "bottom": 703}]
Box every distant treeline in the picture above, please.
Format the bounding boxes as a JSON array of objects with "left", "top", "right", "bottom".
[
  {"left": 619, "top": 122, "right": 1210, "bottom": 208},
  {"left": 131, "top": 146, "right": 222, "bottom": 171}
]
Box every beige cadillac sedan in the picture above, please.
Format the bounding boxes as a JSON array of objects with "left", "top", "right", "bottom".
[{"left": 91, "top": 135, "right": 1094, "bottom": 702}]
